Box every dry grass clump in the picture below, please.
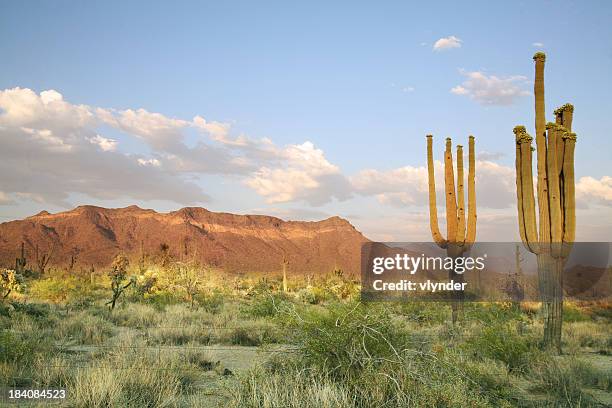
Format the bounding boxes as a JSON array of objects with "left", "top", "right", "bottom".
[
  {"left": 563, "top": 321, "right": 612, "bottom": 354},
  {"left": 108, "top": 302, "right": 162, "bottom": 328},
  {"left": 55, "top": 311, "right": 114, "bottom": 345}
]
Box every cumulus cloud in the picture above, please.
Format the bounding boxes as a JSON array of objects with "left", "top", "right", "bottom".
[
  {"left": 89, "top": 134, "right": 117, "bottom": 151},
  {"left": 0, "top": 88, "right": 209, "bottom": 206},
  {"left": 433, "top": 36, "right": 462, "bottom": 51},
  {"left": 351, "top": 158, "right": 515, "bottom": 210},
  {"left": 532, "top": 42, "right": 544, "bottom": 47},
  {"left": 576, "top": 176, "right": 612, "bottom": 206},
  {"left": 0, "top": 87, "right": 357, "bottom": 208},
  {"left": 451, "top": 70, "right": 530, "bottom": 105},
  {"left": 245, "top": 142, "right": 352, "bottom": 206}
]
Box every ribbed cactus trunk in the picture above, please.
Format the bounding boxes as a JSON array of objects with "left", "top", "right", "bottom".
[
  {"left": 426, "top": 135, "right": 477, "bottom": 324},
  {"left": 282, "top": 259, "right": 288, "bottom": 293},
  {"left": 514, "top": 52, "right": 576, "bottom": 353}
]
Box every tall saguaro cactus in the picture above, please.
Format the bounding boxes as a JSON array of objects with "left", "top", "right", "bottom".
[
  {"left": 514, "top": 52, "right": 576, "bottom": 352},
  {"left": 426, "top": 135, "right": 477, "bottom": 323}
]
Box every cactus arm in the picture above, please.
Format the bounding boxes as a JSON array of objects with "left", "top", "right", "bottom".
[
  {"left": 555, "top": 103, "right": 574, "bottom": 132},
  {"left": 426, "top": 135, "right": 448, "bottom": 248},
  {"left": 444, "top": 138, "right": 458, "bottom": 243},
  {"left": 515, "top": 133, "right": 528, "bottom": 246},
  {"left": 561, "top": 132, "right": 576, "bottom": 257},
  {"left": 514, "top": 126, "right": 540, "bottom": 254},
  {"left": 533, "top": 52, "right": 551, "bottom": 247},
  {"left": 546, "top": 123, "right": 564, "bottom": 258},
  {"left": 456, "top": 145, "right": 466, "bottom": 244},
  {"left": 465, "top": 136, "right": 477, "bottom": 245}
]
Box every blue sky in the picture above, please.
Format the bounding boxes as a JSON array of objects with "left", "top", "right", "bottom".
[{"left": 1, "top": 1, "right": 611, "bottom": 241}]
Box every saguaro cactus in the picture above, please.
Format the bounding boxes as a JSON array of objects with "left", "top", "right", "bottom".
[
  {"left": 282, "top": 257, "right": 289, "bottom": 293},
  {"left": 15, "top": 242, "right": 26, "bottom": 274},
  {"left": 426, "top": 135, "right": 477, "bottom": 323},
  {"left": 514, "top": 52, "right": 576, "bottom": 352}
]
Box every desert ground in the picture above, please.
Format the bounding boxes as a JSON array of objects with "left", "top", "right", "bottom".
[{"left": 1, "top": 260, "right": 611, "bottom": 408}]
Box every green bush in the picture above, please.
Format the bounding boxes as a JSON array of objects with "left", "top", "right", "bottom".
[
  {"left": 243, "top": 292, "right": 292, "bottom": 318},
  {"left": 532, "top": 357, "right": 610, "bottom": 405},
  {"left": 463, "top": 322, "right": 540, "bottom": 372},
  {"left": 292, "top": 302, "right": 413, "bottom": 380},
  {"left": 55, "top": 311, "right": 114, "bottom": 345},
  {"left": 563, "top": 303, "right": 591, "bottom": 322}
]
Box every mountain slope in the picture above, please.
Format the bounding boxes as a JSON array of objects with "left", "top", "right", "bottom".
[{"left": 0, "top": 205, "right": 368, "bottom": 275}]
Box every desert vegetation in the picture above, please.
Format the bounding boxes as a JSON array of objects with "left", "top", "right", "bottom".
[
  {"left": 1, "top": 254, "right": 610, "bottom": 407},
  {"left": 514, "top": 52, "right": 578, "bottom": 352},
  {"left": 426, "top": 134, "right": 477, "bottom": 323}
]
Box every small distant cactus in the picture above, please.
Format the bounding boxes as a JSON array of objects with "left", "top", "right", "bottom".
[
  {"left": 426, "top": 135, "right": 477, "bottom": 323},
  {"left": 514, "top": 52, "right": 577, "bottom": 352},
  {"left": 282, "top": 258, "right": 289, "bottom": 293},
  {"left": 15, "top": 242, "right": 26, "bottom": 274}
]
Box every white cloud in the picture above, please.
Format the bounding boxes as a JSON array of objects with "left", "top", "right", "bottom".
[
  {"left": 352, "top": 158, "right": 515, "bottom": 209},
  {"left": 192, "top": 115, "right": 231, "bottom": 141},
  {"left": 0, "top": 191, "right": 14, "bottom": 205},
  {"left": 576, "top": 176, "right": 612, "bottom": 206},
  {"left": 433, "top": 36, "right": 462, "bottom": 51},
  {"left": 137, "top": 158, "right": 161, "bottom": 167},
  {"left": 245, "top": 142, "right": 352, "bottom": 205},
  {"left": 532, "top": 42, "right": 544, "bottom": 48},
  {"left": 0, "top": 88, "right": 208, "bottom": 206},
  {"left": 89, "top": 134, "right": 117, "bottom": 151},
  {"left": 451, "top": 70, "right": 530, "bottom": 106}
]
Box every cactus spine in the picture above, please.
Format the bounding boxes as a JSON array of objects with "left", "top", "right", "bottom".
[
  {"left": 514, "top": 52, "right": 576, "bottom": 352},
  {"left": 426, "top": 135, "right": 477, "bottom": 323}
]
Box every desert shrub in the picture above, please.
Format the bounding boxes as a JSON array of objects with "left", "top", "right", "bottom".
[
  {"left": 562, "top": 303, "right": 591, "bottom": 322},
  {"left": 218, "top": 320, "right": 282, "bottom": 346},
  {"left": 28, "top": 275, "right": 95, "bottom": 304},
  {"left": 109, "top": 302, "right": 161, "bottom": 328},
  {"left": 532, "top": 357, "right": 610, "bottom": 405},
  {"left": 231, "top": 352, "right": 510, "bottom": 408},
  {"left": 463, "top": 302, "right": 525, "bottom": 325},
  {"left": 195, "top": 290, "right": 224, "bottom": 314},
  {"left": 397, "top": 301, "right": 448, "bottom": 324},
  {"left": 243, "top": 292, "right": 292, "bottom": 318},
  {"left": 291, "top": 302, "right": 414, "bottom": 380},
  {"left": 297, "top": 287, "right": 328, "bottom": 305},
  {"left": 32, "top": 355, "right": 74, "bottom": 388},
  {"left": 55, "top": 311, "right": 114, "bottom": 345},
  {"left": 8, "top": 301, "right": 52, "bottom": 320},
  {"left": 463, "top": 321, "right": 540, "bottom": 372},
  {"left": 563, "top": 321, "right": 612, "bottom": 353},
  {"left": 0, "top": 330, "right": 37, "bottom": 364},
  {"left": 230, "top": 365, "right": 352, "bottom": 408},
  {"left": 70, "top": 363, "right": 182, "bottom": 408},
  {"left": 162, "top": 303, "right": 212, "bottom": 326},
  {"left": 148, "top": 325, "right": 211, "bottom": 346},
  {"left": 144, "top": 289, "right": 183, "bottom": 310}
]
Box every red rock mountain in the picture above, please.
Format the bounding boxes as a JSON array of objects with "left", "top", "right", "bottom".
[{"left": 0, "top": 206, "right": 368, "bottom": 275}]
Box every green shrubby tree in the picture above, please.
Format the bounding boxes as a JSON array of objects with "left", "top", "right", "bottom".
[
  {"left": 106, "top": 254, "right": 134, "bottom": 310},
  {"left": 1, "top": 268, "right": 25, "bottom": 301},
  {"left": 173, "top": 261, "right": 203, "bottom": 309}
]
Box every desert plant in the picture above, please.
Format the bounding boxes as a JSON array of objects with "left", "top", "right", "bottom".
[
  {"left": 1, "top": 268, "right": 25, "bottom": 301},
  {"left": 14, "top": 242, "right": 27, "bottom": 274},
  {"left": 106, "top": 254, "right": 133, "bottom": 310},
  {"left": 173, "top": 262, "right": 202, "bottom": 309},
  {"left": 282, "top": 257, "right": 289, "bottom": 293},
  {"left": 34, "top": 244, "right": 54, "bottom": 275},
  {"left": 426, "top": 134, "right": 477, "bottom": 323},
  {"left": 514, "top": 52, "right": 577, "bottom": 352}
]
